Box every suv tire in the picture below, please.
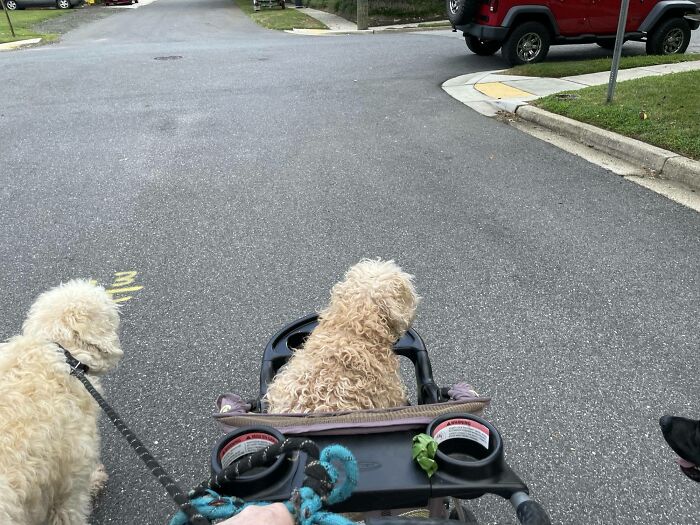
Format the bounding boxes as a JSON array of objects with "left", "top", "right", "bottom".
[
  {"left": 446, "top": 0, "right": 479, "bottom": 26},
  {"left": 502, "top": 21, "right": 551, "bottom": 65},
  {"left": 646, "top": 17, "right": 691, "bottom": 55},
  {"left": 465, "top": 35, "right": 502, "bottom": 55}
]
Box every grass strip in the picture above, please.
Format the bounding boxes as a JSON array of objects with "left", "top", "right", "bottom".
[
  {"left": 234, "top": 0, "right": 327, "bottom": 30},
  {"left": 534, "top": 70, "right": 700, "bottom": 160},
  {"left": 505, "top": 53, "right": 700, "bottom": 78},
  {"left": 0, "top": 9, "right": 65, "bottom": 43}
]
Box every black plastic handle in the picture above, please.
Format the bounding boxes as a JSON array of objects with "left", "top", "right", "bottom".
[{"left": 516, "top": 500, "right": 551, "bottom": 525}]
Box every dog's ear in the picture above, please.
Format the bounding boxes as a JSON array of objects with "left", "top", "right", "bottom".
[{"left": 377, "top": 271, "right": 419, "bottom": 339}]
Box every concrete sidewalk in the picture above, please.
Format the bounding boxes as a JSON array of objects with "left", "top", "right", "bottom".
[
  {"left": 442, "top": 61, "right": 700, "bottom": 193},
  {"left": 442, "top": 59, "right": 700, "bottom": 116},
  {"left": 288, "top": 6, "right": 450, "bottom": 35}
]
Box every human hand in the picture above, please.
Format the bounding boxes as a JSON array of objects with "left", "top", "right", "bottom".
[{"left": 217, "top": 503, "right": 294, "bottom": 525}]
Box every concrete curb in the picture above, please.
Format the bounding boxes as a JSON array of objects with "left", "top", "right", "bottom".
[
  {"left": 0, "top": 38, "right": 42, "bottom": 51},
  {"left": 288, "top": 28, "right": 372, "bottom": 35},
  {"left": 664, "top": 156, "right": 700, "bottom": 189},
  {"left": 379, "top": 25, "right": 452, "bottom": 32},
  {"left": 289, "top": 26, "right": 452, "bottom": 35},
  {"left": 515, "top": 106, "right": 700, "bottom": 191}
]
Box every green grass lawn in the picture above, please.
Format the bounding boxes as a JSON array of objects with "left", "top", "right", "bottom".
[
  {"left": 534, "top": 70, "right": 700, "bottom": 160},
  {"left": 234, "top": 0, "right": 327, "bottom": 30},
  {"left": 505, "top": 53, "right": 700, "bottom": 78},
  {"left": 0, "top": 9, "right": 66, "bottom": 44}
]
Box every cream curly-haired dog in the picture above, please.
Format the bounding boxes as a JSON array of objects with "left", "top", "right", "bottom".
[
  {"left": 265, "top": 259, "right": 418, "bottom": 413},
  {"left": 0, "top": 280, "right": 122, "bottom": 525}
]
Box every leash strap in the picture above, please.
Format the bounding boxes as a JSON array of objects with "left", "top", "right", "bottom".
[
  {"left": 207, "top": 437, "right": 320, "bottom": 493},
  {"left": 58, "top": 344, "right": 210, "bottom": 525}
]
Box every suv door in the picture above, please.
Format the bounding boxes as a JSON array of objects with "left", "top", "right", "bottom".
[
  {"left": 587, "top": 0, "right": 653, "bottom": 33},
  {"left": 626, "top": 0, "right": 656, "bottom": 30},
  {"left": 547, "top": 0, "right": 592, "bottom": 35}
]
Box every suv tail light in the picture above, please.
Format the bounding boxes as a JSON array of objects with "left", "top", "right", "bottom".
[{"left": 489, "top": 0, "right": 498, "bottom": 12}]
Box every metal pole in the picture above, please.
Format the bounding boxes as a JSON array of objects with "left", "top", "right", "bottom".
[
  {"left": 606, "top": 0, "right": 630, "bottom": 103},
  {"left": 1, "top": 0, "right": 16, "bottom": 38},
  {"left": 357, "top": 0, "right": 368, "bottom": 30}
]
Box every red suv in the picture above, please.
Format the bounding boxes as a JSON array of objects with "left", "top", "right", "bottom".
[{"left": 447, "top": 0, "right": 700, "bottom": 65}]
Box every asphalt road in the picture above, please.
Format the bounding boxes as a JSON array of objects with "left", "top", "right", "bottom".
[{"left": 1, "top": 2, "right": 699, "bottom": 524}]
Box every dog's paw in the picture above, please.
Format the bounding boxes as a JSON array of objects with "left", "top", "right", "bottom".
[{"left": 90, "top": 464, "right": 109, "bottom": 498}]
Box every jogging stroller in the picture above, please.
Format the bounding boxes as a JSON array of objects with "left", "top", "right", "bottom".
[{"left": 209, "top": 314, "right": 551, "bottom": 525}]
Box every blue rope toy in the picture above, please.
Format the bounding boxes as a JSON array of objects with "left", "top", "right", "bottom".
[{"left": 169, "top": 444, "right": 359, "bottom": 525}]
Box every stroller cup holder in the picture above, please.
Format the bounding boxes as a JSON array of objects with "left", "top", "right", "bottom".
[
  {"left": 428, "top": 414, "right": 503, "bottom": 479},
  {"left": 210, "top": 425, "right": 290, "bottom": 497},
  {"left": 211, "top": 414, "right": 529, "bottom": 512},
  {"left": 258, "top": 313, "right": 443, "bottom": 407}
]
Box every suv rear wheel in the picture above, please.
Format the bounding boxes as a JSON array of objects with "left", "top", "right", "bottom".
[
  {"left": 446, "top": 0, "right": 478, "bottom": 26},
  {"left": 465, "top": 36, "right": 502, "bottom": 56},
  {"left": 502, "top": 22, "right": 551, "bottom": 66},
  {"left": 646, "top": 17, "right": 691, "bottom": 55}
]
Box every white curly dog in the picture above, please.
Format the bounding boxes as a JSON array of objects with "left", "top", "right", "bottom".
[
  {"left": 0, "top": 280, "right": 122, "bottom": 525},
  {"left": 265, "top": 259, "right": 419, "bottom": 413}
]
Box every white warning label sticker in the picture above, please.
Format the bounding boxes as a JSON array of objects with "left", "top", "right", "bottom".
[
  {"left": 432, "top": 418, "right": 490, "bottom": 450},
  {"left": 220, "top": 433, "right": 278, "bottom": 468}
]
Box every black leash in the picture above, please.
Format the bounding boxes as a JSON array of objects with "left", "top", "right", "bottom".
[
  {"left": 58, "top": 343, "right": 210, "bottom": 525},
  {"left": 204, "top": 437, "right": 325, "bottom": 495}
]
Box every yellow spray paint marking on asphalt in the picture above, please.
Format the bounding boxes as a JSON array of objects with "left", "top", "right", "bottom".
[
  {"left": 475, "top": 82, "right": 533, "bottom": 99},
  {"left": 89, "top": 271, "right": 142, "bottom": 303},
  {"left": 106, "top": 271, "right": 142, "bottom": 303}
]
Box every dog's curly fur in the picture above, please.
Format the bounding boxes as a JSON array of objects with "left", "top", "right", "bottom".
[
  {"left": 265, "top": 259, "right": 419, "bottom": 414},
  {"left": 0, "top": 280, "right": 122, "bottom": 525}
]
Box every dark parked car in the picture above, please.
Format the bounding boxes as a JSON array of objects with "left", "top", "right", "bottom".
[{"left": 5, "top": 0, "right": 84, "bottom": 9}]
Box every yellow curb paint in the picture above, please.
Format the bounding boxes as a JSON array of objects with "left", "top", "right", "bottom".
[{"left": 475, "top": 82, "right": 533, "bottom": 99}]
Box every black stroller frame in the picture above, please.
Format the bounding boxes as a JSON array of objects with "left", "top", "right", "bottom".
[{"left": 212, "top": 315, "right": 551, "bottom": 525}]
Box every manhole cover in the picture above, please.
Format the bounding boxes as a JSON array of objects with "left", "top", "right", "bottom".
[{"left": 154, "top": 56, "right": 183, "bottom": 61}]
